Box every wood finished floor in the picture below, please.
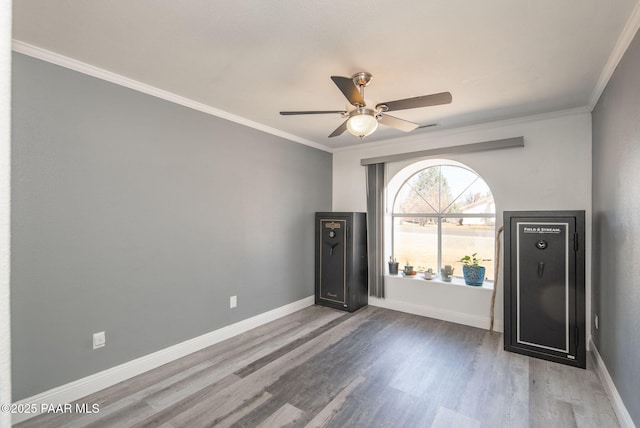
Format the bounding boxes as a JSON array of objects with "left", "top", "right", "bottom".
[{"left": 17, "top": 306, "right": 619, "bottom": 428}]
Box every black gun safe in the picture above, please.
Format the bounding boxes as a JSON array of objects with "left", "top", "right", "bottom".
[
  {"left": 504, "top": 211, "right": 585, "bottom": 368},
  {"left": 315, "top": 212, "right": 368, "bottom": 312}
]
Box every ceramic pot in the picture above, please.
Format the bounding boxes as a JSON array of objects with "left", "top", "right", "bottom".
[{"left": 462, "top": 265, "right": 486, "bottom": 286}]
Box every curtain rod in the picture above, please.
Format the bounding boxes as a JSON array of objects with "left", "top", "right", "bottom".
[{"left": 360, "top": 136, "right": 524, "bottom": 166}]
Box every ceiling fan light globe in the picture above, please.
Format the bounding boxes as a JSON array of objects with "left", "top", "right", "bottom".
[{"left": 347, "top": 113, "right": 378, "bottom": 138}]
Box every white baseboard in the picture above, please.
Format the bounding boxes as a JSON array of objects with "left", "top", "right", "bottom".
[
  {"left": 369, "top": 297, "right": 504, "bottom": 333},
  {"left": 589, "top": 338, "right": 636, "bottom": 428},
  {"left": 12, "top": 296, "right": 314, "bottom": 425}
]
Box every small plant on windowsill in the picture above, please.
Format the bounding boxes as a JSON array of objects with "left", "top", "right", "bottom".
[
  {"left": 388, "top": 256, "right": 399, "bottom": 275},
  {"left": 402, "top": 260, "right": 416, "bottom": 277},
  {"left": 458, "top": 253, "right": 490, "bottom": 286},
  {"left": 440, "top": 265, "right": 454, "bottom": 282}
]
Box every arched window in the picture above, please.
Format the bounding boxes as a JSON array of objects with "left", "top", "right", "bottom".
[{"left": 390, "top": 162, "right": 496, "bottom": 280}]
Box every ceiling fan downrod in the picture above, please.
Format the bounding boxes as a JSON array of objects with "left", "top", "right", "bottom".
[{"left": 351, "top": 71, "right": 372, "bottom": 104}]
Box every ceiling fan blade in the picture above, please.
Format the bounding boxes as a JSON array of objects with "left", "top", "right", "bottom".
[
  {"left": 376, "top": 92, "right": 452, "bottom": 112},
  {"left": 378, "top": 114, "right": 419, "bottom": 132},
  {"left": 331, "top": 76, "right": 365, "bottom": 107},
  {"left": 280, "top": 110, "right": 346, "bottom": 115},
  {"left": 328, "top": 120, "right": 349, "bottom": 138}
]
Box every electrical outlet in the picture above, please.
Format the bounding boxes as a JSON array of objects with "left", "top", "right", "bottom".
[
  {"left": 230, "top": 295, "right": 237, "bottom": 309},
  {"left": 595, "top": 315, "right": 599, "bottom": 330},
  {"left": 93, "top": 331, "right": 106, "bottom": 350}
]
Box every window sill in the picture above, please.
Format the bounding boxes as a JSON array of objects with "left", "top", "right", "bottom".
[{"left": 385, "top": 273, "right": 494, "bottom": 291}]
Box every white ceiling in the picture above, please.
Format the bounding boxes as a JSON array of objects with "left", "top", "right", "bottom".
[{"left": 12, "top": 0, "right": 640, "bottom": 150}]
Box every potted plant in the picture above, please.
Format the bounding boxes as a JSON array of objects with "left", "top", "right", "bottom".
[
  {"left": 423, "top": 268, "right": 434, "bottom": 280},
  {"left": 388, "top": 256, "right": 399, "bottom": 275},
  {"left": 402, "top": 260, "right": 417, "bottom": 277},
  {"left": 458, "top": 253, "right": 490, "bottom": 286},
  {"left": 403, "top": 260, "right": 414, "bottom": 275},
  {"left": 440, "top": 265, "right": 454, "bottom": 282}
]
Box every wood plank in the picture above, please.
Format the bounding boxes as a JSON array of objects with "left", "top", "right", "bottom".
[
  {"left": 529, "top": 392, "right": 577, "bottom": 428},
  {"left": 207, "top": 391, "right": 272, "bottom": 428},
  {"left": 304, "top": 375, "right": 367, "bottom": 428},
  {"left": 255, "top": 403, "right": 305, "bottom": 428},
  {"left": 431, "top": 406, "right": 481, "bottom": 428}
]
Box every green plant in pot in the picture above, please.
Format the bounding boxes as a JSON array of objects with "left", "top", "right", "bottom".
[
  {"left": 458, "top": 253, "right": 490, "bottom": 286},
  {"left": 403, "top": 260, "right": 414, "bottom": 275}
]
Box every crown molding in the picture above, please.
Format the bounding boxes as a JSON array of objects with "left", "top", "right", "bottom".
[
  {"left": 587, "top": 1, "right": 640, "bottom": 110},
  {"left": 11, "top": 40, "right": 332, "bottom": 153}
]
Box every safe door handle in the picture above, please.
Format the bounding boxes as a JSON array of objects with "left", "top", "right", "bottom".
[
  {"left": 326, "top": 242, "right": 339, "bottom": 256},
  {"left": 538, "top": 262, "right": 545, "bottom": 278}
]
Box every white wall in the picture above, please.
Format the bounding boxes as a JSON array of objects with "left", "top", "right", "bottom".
[{"left": 333, "top": 109, "right": 592, "bottom": 337}]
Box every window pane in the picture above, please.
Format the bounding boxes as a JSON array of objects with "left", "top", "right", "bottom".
[
  {"left": 392, "top": 216, "right": 438, "bottom": 272},
  {"left": 441, "top": 217, "right": 495, "bottom": 281},
  {"left": 393, "top": 168, "right": 441, "bottom": 214},
  {"left": 440, "top": 165, "right": 478, "bottom": 212},
  {"left": 393, "top": 184, "right": 436, "bottom": 214},
  {"left": 441, "top": 166, "right": 494, "bottom": 214}
]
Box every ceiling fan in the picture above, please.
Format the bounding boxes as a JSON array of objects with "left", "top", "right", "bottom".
[{"left": 280, "top": 72, "right": 452, "bottom": 139}]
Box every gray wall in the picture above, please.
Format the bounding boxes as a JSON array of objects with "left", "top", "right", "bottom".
[
  {"left": 592, "top": 31, "right": 640, "bottom": 425},
  {"left": 11, "top": 53, "right": 332, "bottom": 400}
]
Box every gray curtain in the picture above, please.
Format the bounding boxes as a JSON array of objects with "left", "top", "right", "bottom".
[{"left": 366, "top": 163, "right": 385, "bottom": 298}]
